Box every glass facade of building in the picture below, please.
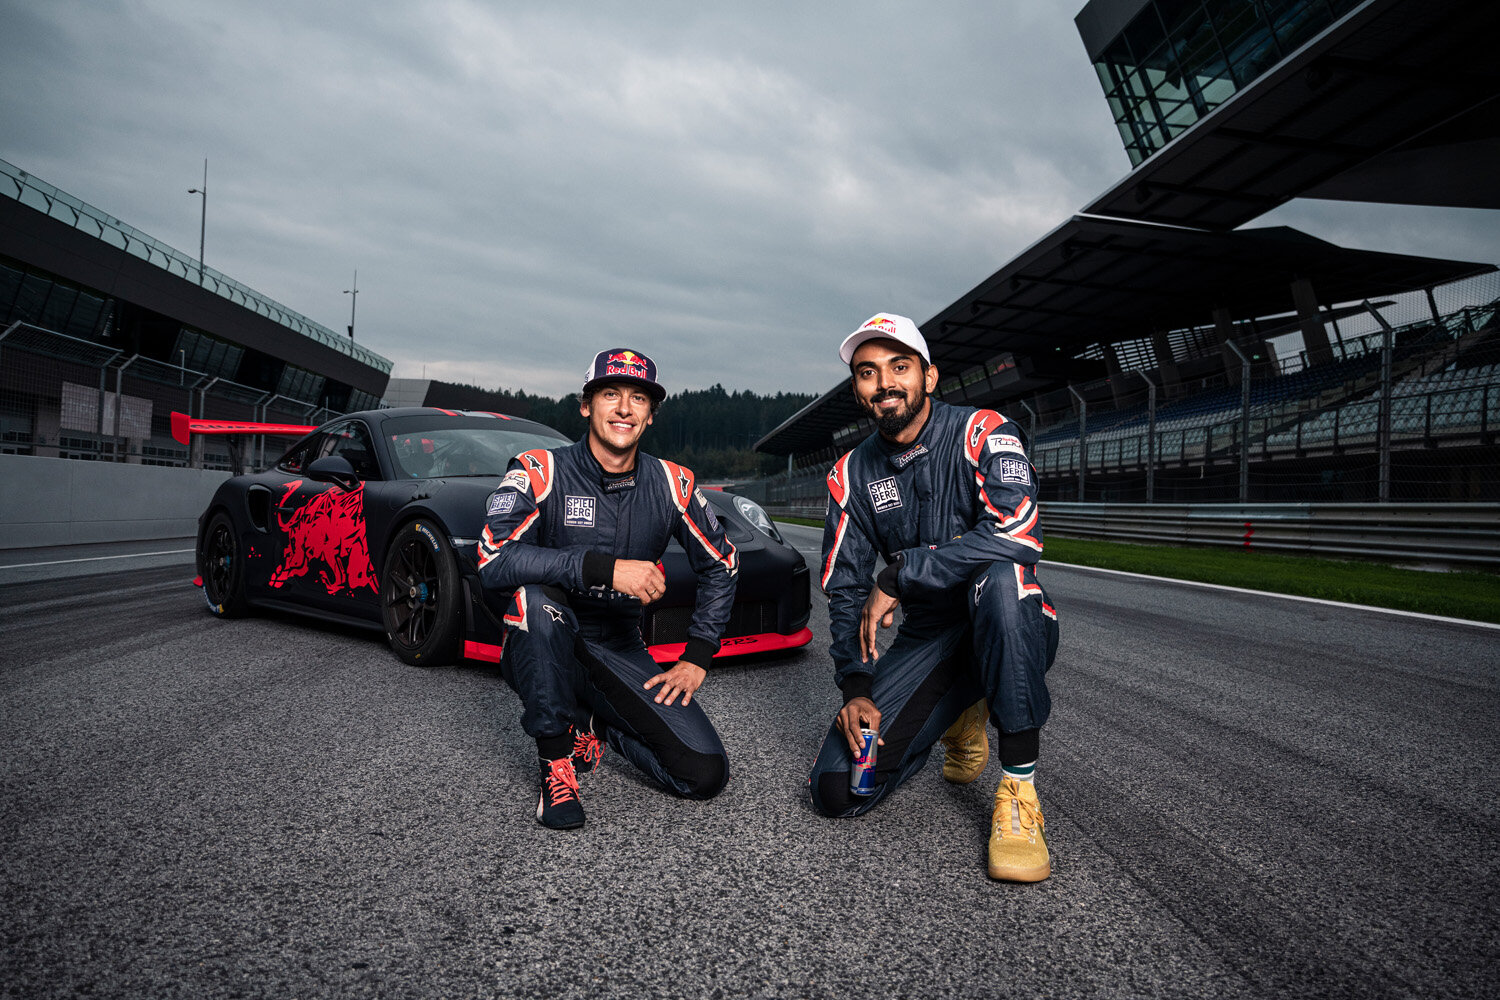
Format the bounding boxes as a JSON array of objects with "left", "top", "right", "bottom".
[
  {"left": 1091, "top": 0, "right": 1360, "bottom": 165},
  {"left": 0, "top": 157, "right": 392, "bottom": 374}
]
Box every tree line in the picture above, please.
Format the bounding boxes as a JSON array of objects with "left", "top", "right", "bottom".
[{"left": 478, "top": 384, "right": 818, "bottom": 481}]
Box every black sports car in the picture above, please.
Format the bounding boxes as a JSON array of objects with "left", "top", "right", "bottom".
[{"left": 188, "top": 407, "right": 812, "bottom": 666}]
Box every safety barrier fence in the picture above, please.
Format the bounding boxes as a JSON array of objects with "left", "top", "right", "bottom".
[
  {"left": 751, "top": 275, "right": 1500, "bottom": 506},
  {"left": 0, "top": 322, "right": 339, "bottom": 472},
  {"left": 1039, "top": 501, "right": 1500, "bottom": 570},
  {"left": 1027, "top": 289, "right": 1500, "bottom": 503},
  {"left": 756, "top": 501, "right": 1500, "bottom": 571}
]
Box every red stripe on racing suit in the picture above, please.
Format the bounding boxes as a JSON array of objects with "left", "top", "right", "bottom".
[
  {"left": 479, "top": 438, "right": 738, "bottom": 660},
  {"left": 818, "top": 400, "right": 1044, "bottom": 688},
  {"left": 820, "top": 451, "right": 854, "bottom": 592}
]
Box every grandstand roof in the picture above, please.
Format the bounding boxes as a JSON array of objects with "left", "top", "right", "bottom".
[
  {"left": 1083, "top": 0, "right": 1500, "bottom": 229},
  {"left": 924, "top": 217, "right": 1490, "bottom": 369},
  {"left": 754, "top": 218, "right": 1492, "bottom": 455}
]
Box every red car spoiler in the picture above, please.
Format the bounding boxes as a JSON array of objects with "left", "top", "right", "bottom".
[{"left": 171, "top": 411, "right": 318, "bottom": 446}]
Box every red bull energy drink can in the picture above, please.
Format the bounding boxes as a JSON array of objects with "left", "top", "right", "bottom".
[{"left": 850, "top": 728, "right": 878, "bottom": 795}]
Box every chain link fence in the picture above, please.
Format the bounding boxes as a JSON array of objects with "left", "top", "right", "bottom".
[{"left": 0, "top": 322, "right": 341, "bottom": 473}]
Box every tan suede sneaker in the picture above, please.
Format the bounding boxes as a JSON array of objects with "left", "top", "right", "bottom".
[
  {"left": 940, "top": 698, "right": 989, "bottom": 784},
  {"left": 988, "top": 777, "right": 1050, "bottom": 882}
]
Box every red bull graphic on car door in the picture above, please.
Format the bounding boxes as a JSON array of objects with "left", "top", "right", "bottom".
[{"left": 268, "top": 480, "right": 378, "bottom": 595}]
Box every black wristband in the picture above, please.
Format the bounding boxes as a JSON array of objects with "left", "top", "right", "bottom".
[
  {"left": 875, "top": 551, "right": 905, "bottom": 598},
  {"left": 582, "top": 550, "right": 615, "bottom": 590},
  {"left": 682, "top": 637, "right": 719, "bottom": 668},
  {"left": 840, "top": 672, "right": 875, "bottom": 704}
]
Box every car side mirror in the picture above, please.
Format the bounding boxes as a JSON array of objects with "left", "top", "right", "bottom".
[{"left": 307, "top": 455, "right": 360, "bottom": 491}]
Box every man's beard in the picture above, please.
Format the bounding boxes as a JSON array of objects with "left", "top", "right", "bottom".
[{"left": 865, "top": 388, "right": 924, "bottom": 436}]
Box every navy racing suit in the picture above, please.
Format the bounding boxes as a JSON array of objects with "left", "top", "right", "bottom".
[
  {"left": 809, "top": 399, "right": 1058, "bottom": 816},
  {"left": 479, "top": 437, "right": 739, "bottom": 798}
]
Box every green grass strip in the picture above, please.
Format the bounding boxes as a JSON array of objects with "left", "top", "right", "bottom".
[
  {"left": 775, "top": 516, "right": 1500, "bottom": 624},
  {"left": 1042, "top": 535, "right": 1500, "bottom": 625}
]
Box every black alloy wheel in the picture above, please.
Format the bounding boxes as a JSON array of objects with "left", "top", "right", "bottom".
[
  {"left": 200, "top": 511, "right": 250, "bottom": 617},
  {"left": 381, "top": 520, "right": 462, "bottom": 666}
]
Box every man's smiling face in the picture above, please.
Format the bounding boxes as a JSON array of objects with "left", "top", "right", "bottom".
[
  {"left": 850, "top": 338, "right": 937, "bottom": 439},
  {"left": 581, "top": 381, "right": 654, "bottom": 459}
]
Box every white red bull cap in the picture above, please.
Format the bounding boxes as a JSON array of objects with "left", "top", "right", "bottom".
[
  {"left": 582, "top": 347, "right": 666, "bottom": 402},
  {"left": 839, "top": 313, "right": 931, "bottom": 366}
]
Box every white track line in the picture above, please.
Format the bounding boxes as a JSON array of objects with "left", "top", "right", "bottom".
[
  {"left": 2, "top": 548, "right": 194, "bottom": 569},
  {"left": 1046, "top": 560, "right": 1500, "bottom": 631}
]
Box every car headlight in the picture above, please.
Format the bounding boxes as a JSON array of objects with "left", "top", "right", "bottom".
[{"left": 732, "top": 495, "right": 783, "bottom": 544}]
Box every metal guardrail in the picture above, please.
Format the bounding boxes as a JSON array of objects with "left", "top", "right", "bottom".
[
  {"left": 763, "top": 502, "right": 1500, "bottom": 570},
  {"left": 1038, "top": 502, "right": 1500, "bottom": 569},
  {"left": 767, "top": 505, "right": 824, "bottom": 521}
]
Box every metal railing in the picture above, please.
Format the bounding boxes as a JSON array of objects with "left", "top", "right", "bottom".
[
  {"left": 1026, "top": 289, "right": 1499, "bottom": 504},
  {"left": 1039, "top": 501, "right": 1500, "bottom": 570},
  {"left": 0, "top": 322, "right": 339, "bottom": 472},
  {"left": 756, "top": 501, "right": 1500, "bottom": 570},
  {"left": 753, "top": 275, "right": 1500, "bottom": 507}
]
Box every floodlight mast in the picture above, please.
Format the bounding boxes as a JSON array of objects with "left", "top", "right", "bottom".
[
  {"left": 187, "top": 159, "right": 207, "bottom": 284},
  {"left": 344, "top": 270, "right": 359, "bottom": 339}
]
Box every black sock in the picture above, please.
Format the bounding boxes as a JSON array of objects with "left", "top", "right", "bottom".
[
  {"left": 998, "top": 728, "right": 1039, "bottom": 768},
  {"left": 537, "top": 732, "right": 572, "bottom": 762}
]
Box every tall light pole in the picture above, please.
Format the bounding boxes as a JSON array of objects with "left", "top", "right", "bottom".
[
  {"left": 187, "top": 159, "right": 207, "bottom": 284},
  {"left": 343, "top": 270, "right": 358, "bottom": 339}
]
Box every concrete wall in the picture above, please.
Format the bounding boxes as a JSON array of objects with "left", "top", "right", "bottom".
[{"left": 0, "top": 454, "right": 230, "bottom": 549}]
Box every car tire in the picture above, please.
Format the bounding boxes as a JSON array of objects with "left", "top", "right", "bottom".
[
  {"left": 381, "top": 519, "right": 463, "bottom": 666},
  {"left": 200, "top": 510, "right": 251, "bottom": 617}
]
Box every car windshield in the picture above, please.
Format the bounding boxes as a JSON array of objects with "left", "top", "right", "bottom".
[{"left": 384, "top": 415, "right": 569, "bottom": 479}]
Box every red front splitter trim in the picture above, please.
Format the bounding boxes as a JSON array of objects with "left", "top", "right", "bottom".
[
  {"left": 648, "top": 627, "right": 813, "bottom": 665},
  {"left": 464, "top": 629, "right": 812, "bottom": 666},
  {"left": 464, "top": 640, "right": 503, "bottom": 663}
]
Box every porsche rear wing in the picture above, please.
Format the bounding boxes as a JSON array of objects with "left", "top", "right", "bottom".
[{"left": 170, "top": 411, "right": 318, "bottom": 446}]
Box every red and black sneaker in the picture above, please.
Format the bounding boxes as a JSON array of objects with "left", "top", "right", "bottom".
[
  {"left": 536, "top": 757, "right": 585, "bottom": 830},
  {"left": 571, "top": 722, "right": 606, "bottom": 775}
]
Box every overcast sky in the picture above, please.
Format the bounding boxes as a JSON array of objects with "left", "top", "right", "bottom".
[{"left": 3, "top": 1, "right": 1496, "bottom": 398}]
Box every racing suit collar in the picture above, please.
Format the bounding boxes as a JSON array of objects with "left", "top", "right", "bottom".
[
  {"left": 576, "top": 434, "right": 639, "bottom": 488},
  {"left": 877, "top": 399, "right": 940, "bottom": 470}
]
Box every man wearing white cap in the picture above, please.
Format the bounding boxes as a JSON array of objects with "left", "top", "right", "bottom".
[{"left": 808, "top": 313, "right": 1060, "bottom": 882}]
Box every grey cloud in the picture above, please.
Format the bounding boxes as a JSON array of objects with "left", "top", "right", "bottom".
[{"left": 3, "top": 1, "right": 1493, "bottom": 399}]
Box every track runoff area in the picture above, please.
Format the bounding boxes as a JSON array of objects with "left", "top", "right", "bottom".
[{"left": 0, "top": 521, "right": 1493, "bottom": 998}]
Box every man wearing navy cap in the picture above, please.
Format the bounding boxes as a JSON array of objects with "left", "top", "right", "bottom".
[
  {"left": 809, "top": 313, "right": 1060, "bottom": 881},
  {"left": 478, "top": 348, "right": 739, "bottom": 828}
]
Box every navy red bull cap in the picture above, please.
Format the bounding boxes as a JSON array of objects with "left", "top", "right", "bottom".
[{"left": 582, "top": 347, "right": 666, "bottom": 402}]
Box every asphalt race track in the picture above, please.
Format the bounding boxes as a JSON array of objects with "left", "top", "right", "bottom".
[{"left": 2, "top": 522, "right": 1496, "bottom": 999}]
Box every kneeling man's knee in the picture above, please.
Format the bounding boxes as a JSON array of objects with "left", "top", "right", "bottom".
[
  {"left": 672, "top": 749, "right": 729, "bottom": 800},
  {"left": 809, "top": 769, "right": 863, "bottom": 817}
]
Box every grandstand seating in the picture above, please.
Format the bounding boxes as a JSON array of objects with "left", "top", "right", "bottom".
[{"left": 1031, "top": 304, "right": 1497, "bottom": 476}]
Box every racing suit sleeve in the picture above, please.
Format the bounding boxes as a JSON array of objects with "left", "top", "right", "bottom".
[
  {"left": 819, "top": 451, "right": 878, "bottom": 702},
  {"left": 477, "top": 449, "right": 599, "bottom": 592},
  {"left": 894, "top": 410, "right": 1043, "bottom": 596},
  {"left": 660, "top": 460, "right": 739, "bottom": 668}
]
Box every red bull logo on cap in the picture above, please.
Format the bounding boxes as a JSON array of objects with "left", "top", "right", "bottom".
[
  {"left": 840, "top": 311, "right": 929, "bottom": 365},
  {"left": 586, "top": 346, "right": 664, "bottom": 399},
  {"left": 604, "top": 349, "right": 649, "bottom": 379}
]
